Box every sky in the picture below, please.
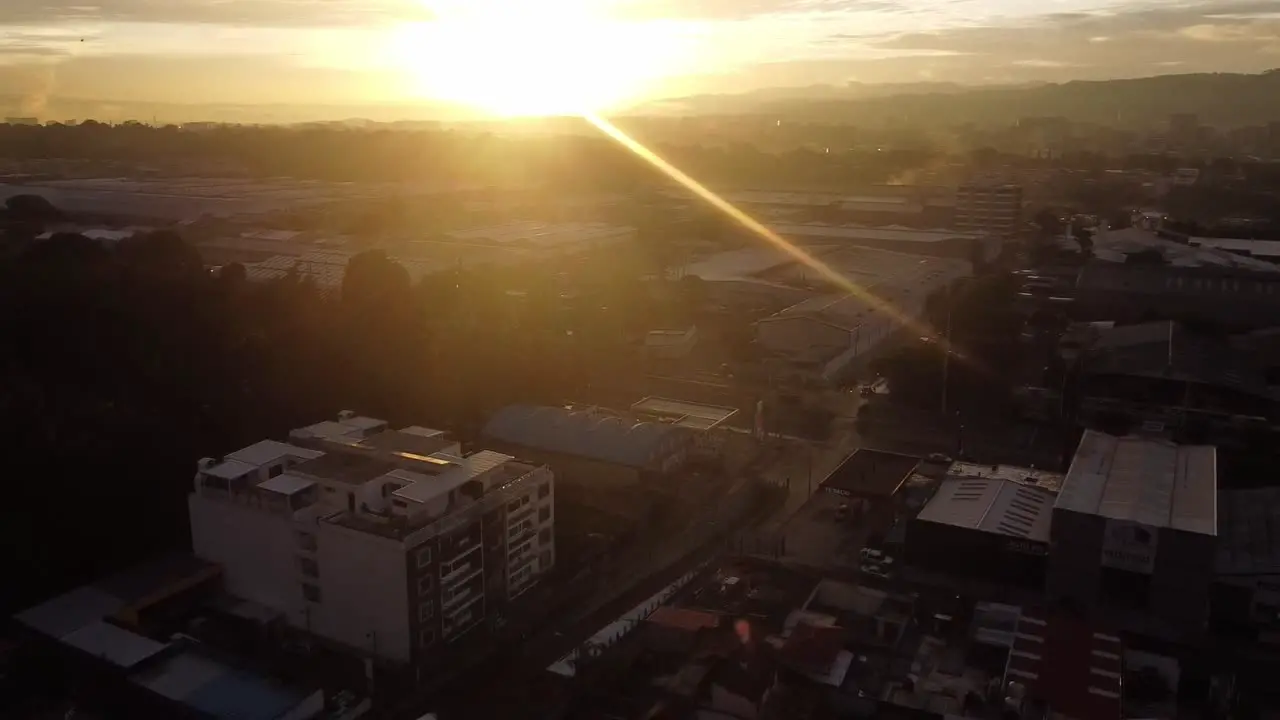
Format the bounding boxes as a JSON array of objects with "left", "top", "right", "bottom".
[{"left": 3, "top": 0, "right": 1280, "bottom": 113}]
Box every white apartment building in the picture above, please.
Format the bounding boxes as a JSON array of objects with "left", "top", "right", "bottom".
[{"left": 188, "top": 412, "right": 555, "bottom": 666}]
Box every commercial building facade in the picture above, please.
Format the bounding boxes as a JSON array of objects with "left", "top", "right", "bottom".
[
  {"left": 189, "top": 412, "right": 555, "bottom": 667},
  {"left": 954, "top": 182, "right": 1023, "bottom": 239}
]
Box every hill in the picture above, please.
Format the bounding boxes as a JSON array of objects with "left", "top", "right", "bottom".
[{"left": 644, "top": 71, "right": 1280, "bottom": 128}]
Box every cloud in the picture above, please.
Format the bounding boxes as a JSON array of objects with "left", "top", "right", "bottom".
[{"left": 0, "top": 0, "right": 430, "bottom": 28}]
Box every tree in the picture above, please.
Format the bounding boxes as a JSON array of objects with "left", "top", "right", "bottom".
[
  {"left": 4, "top": 194, "right": 63, "bottom": 222},
  {"left": 1033, "top": 208, "right": 1066, "bottom": 238}
]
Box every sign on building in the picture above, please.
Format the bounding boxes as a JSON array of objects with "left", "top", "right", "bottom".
[{"left": 1101, "top": 520, "right": 1158, "bottom": 574}]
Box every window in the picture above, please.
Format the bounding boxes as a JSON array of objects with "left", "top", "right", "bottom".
[
  {"left": 420, "top": 628, "right": 435, "bottom": 647},
  {"left": 324, "top": 486, "right": 336, "bottom": 493},
  {"left": 419, "top": 601, "right": 433, "bottom": 621},
  {"left": 393, "top": 499, "right": 408, "bottom": 509},
  {"left": 540, "top": 550, "right": 552, "bottom": 569},
  {"left": 416, "top": 546, "right": 432, "bottom": 568},
  {"left": 538, "top": 506, "right": 551, "bottom": 523},
  {"left": 538, "top": 482, "right": 551, "bottom": 499},
  {"left": 418, "top": 575, "right": 433, "bottom": 595},
  {"left": 539, "top": 528, "right": 552, "bottom": 544},
  {"left": 267, "top": 464, "right": 284, "bottom": 478},
  {"left": 299, "top": 557, "right": 319, "bottom": 578},
  {"left": 302, "top": 583, "right": 321, "bottom": 603}
]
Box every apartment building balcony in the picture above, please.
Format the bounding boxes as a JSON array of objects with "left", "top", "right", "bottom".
[{"left": 440, "top": 555, "right": 483, "bottom": 588}]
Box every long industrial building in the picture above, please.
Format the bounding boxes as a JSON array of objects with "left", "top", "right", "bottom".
[{"left": 752, "top": 246, "right": 970, "bottom": 383}]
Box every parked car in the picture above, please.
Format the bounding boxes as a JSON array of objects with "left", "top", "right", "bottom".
[{"left": 860, "top": 563, "right": 892, "bottom": 579}]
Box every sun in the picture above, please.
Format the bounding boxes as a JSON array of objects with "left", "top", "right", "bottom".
[{"left": 393, "top": 0, "right": 683, "bottom": 117}]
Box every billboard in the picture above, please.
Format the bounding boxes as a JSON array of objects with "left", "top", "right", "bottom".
[{"left": 1101, "top": 520, "right": 1158, "bottom": 574}]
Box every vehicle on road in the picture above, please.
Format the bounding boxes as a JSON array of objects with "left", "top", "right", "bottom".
[
  {"left": 925, "top": 452, "right": 953, "bottom": 465},
  {"left": 860, "top": 563, "right": 892, "bottom": 579}
]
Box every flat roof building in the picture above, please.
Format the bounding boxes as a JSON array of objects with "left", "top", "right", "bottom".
[
  {"left": 13, "top": 556, "right": 331, "bottom": 720},
  {"left": 189, "top": 412, "right": 556, "bottom": 672},
  {"left": 1048, "top": 430, "right": 1217, "bottom": 638},
  {"left": 906, "top": 462, "right": 1064, "bottom": 588}
]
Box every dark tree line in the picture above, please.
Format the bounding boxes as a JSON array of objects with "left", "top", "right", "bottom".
[
  {"left": 0, "top": 226, "right": 685, "bottom": 614},
  {"left": 0, "top": 121, "right": 956, "bottom": 189}
]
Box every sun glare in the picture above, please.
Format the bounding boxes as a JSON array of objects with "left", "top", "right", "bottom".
[{"left": 395, "top": 0, "right": 684, "bottom": 117}]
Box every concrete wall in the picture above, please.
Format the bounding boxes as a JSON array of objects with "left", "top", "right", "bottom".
[
  {"left": 1045, "top": 508, "right": 1107, "bottom": 612},
  {"left": 1151, "top": 528, "right": 1215, "bottom": 630},
  {"left": 188, "top": 495, "right": 306, "bottom": 625},
  {"left": 757, "top": 316, "right": 851, "bottom": 355},
  {"left": 314, "top": 522, "right": 411, "bottom": 662}
]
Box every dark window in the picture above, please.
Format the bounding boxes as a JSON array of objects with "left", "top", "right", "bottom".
[
  {"left": 417, "top": 546, "right": 432, "bottom": 568},
  {"left": 393, "top": 499, "right": 408, "bottom": 509},
  {"left": 420, "top": 628, "right": 435, "bottom": 647},
  {"left": 299, "top": 558, "right": 319, "bottom": 578},
  {"left": 418, "top": 575, "right": 432, "bottom": 594},
  {"left": 538, "top": 482, "right": 551, "bottom": 499},
  {"left": 538, "top": 528, "right": 552, "bottom": 544},
  {"left": 419, "top": 601, "right": 433, "bottom": 621},
  {"left": 268, "top": 465, "right": 284, "bottom": 478},
  {"left": 539, "top": 506, "right": 551, "bottom": 523},
  {"left": 302, "top": 583, "right": 321, "bottom": 603}
]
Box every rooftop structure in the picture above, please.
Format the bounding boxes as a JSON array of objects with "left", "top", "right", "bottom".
[
  {"left": 482, "top": 404, "right": 692, "bottom": 470},
  {"left": 445, "top": 221, "right": 634, "bottom": 250},
  {"left": 1057, "top": 430, "right": 1217, "bottom": 536},
  {"left": 1004, "top": 611, "right": 1123, "bottom": 720},
  {"left": 819, "top": 449, "right": 919, "bottom": 500},
  {"left": 1075, "top": 227, "right": 1280, "bottom": 272},
  {"left": 1081, "top": 320, "right": 1268, "bottom": 393},
  {"left": 190, "top": 413, "right": 556, "bottom": 665},
  {"left": 916, "top": 473, "right": 1058, "bottom": 543},
  {"left": 1216, "top": 487, "right": 1280, "bottom": 577},
  {"left": 13, "top": 556, "right": 327, "bottom": 720},
  {"left": 629, "top": 396, "right": 738, "bottom": 431},
  {"left": 1188, "top": 236, "right": 1280, "bottom": 262},
  {"left": 772, "top": 222, "right": 982, "bottom": 245}
]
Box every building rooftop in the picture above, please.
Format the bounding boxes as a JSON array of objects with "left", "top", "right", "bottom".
[
  {"left": 290, "top": 452, "right": 398, "bottom": 486},
  {"left": 1216, "top": 487, "right": 1280, "bottom": 577},
  {"left": 446, "top": 220, "right": 633, "bottom": 248},
  {"left": 629, "top": 396, "right": 738, "bottom": 431},
  {"left": 256, "top": 473, "right": 316, "bottom": 496},
  {"left": 1006, "top": 611, "right": 1123, "bottom": 720},
  {"left": 1189, "top": 236, "right": 1280, "bottom": 260},
  {"left": 772, "top": 222, "right": 984, "bottom": 244},
  {"left": 1057, "top": 430, "right": 1217, "bottom": 536},
  {"left": 225, "top": 439, "right": 323, "bottom": 467},
  {"left": 916, "top": 475, "right": 1057, "bottom": 543},
  {"left": 483, "top": 404, "right": 690, "bottom": 469},
  {"left": 1077, "top": 227, "right": 1280, "bottom": 273},
  {"left": 819, "top": 449, "right": 920, "bottom": 499},
  {"left": 1082, "top": 320, "right": 1269, "bottom": 393},
  {"left": 946, "top": 461, "right": 1065, "bottom": 493},
  {"left": 391, "top": 450, "right": 516, "bottom": 504}
]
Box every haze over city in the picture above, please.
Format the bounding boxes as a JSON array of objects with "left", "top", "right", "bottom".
[{"left": 4, "top": 0, "right": 1280, "bottom": 117}]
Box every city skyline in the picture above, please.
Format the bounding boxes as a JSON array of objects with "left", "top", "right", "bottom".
[{"left": 2, "top": 0, "right": 1280, "bottom": 115}]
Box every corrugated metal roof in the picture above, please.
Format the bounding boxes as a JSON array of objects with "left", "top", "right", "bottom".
[
  {"left": 483, "top": 405, "right": 688, "bottom": 469},
  {"left": 1057, "top": 430, "right": 1217, "bottom": 535}
]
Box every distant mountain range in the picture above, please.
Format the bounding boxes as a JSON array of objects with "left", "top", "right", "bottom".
[
  {"left": 6, "top": 71, "right": 1280, "bottom": 128},
  {"left": 637, "top": 72, "right": 1280, "bottom": 128}
]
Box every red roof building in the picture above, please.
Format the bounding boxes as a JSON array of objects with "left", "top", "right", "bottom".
[{"left": 1004, "top": 612, "right": 1123, "bottom": 720}]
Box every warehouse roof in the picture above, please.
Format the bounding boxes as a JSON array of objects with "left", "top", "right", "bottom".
[
  {"left": 820, "top": 449, "right": 919, "bottom": 499},
  {"left": 1057, "top": 430, "right": 1217, "bottom": 535},
  {"left": 916, "top": 476, "right": 1057, "bottom": 542},
  {"left": 1082, "top": 321, "right": 1268, "bottom": 393},
  {"left": 1216, "top": 488, "right": 1280, "bottom": 576},
  {"left": 483, "top": 405, "right": 690, "bottom": 469}
]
